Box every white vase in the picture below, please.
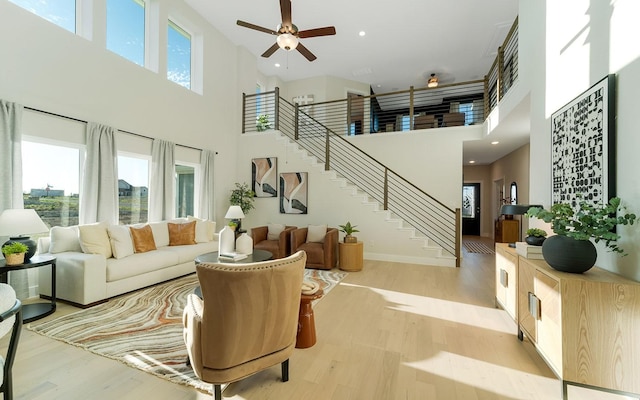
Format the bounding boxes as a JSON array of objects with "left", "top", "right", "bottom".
[
  {"left": 236, "top": 233, "right": 253, "bottom": 255},
  {"left": 218, "top": 225, "right": 235, "bottom": 254}
]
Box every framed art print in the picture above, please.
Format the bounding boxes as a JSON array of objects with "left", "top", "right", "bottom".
[
  {"left": 279, "top": 172, "right": 308, "bottom": 214},
  {"left": 252, "top": 157, "right": 277, "bottom": 197},
  {"left": 551, "top": 74, "right": 615, "bottom": 208}
]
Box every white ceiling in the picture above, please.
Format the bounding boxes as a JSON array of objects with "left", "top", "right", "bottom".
[{"left": 185, "top": 0, "right": 528, "bottom": 165}]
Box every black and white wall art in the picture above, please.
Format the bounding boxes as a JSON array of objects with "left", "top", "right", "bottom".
[{"left": 551, "top": 74, "right": 616, "bottom": 208}]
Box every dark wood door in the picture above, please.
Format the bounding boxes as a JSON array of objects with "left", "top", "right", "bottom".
[{"left": 462, "top": 183, "right": 481, "bottom": 235}]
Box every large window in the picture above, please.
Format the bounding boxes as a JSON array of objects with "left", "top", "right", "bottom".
[
  {"left": 167, "top": 20, "right": 192, "bottom": 89},
  {"left": 9, "top": 0, "right": 76, "bottom": 33},
  {"left": 118, "top": 154, "right": 149, "bottom": 225},
  {"left": 107, "top": 0, "right": 145, "bottom": 66},
  {"left": 22, "top": 140, "right": 82, "bottom": 228},
  {"left": 175, "top": 164, "right": 195, "bottom": 218}
]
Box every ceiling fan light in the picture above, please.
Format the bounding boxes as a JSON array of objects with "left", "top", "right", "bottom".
[
  {"left": 427, "top": 74, "right": 439, "bottom": 88},
  {"left": 277, "top": 33, "right": 299, "bottom": 51}
]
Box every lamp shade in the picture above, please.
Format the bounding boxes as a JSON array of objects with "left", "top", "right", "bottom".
[
  {"left": 277, "top": 33, "right": 299, "bottom": 51},
  {"left": 500, "top": 204, "right": 542, "bottom": 216},
  {"left": 224, "top": 205, "right": 245, "bottom": 219},
  {"left": 0, "top": 209, "right": 49, "bottom": 236}
]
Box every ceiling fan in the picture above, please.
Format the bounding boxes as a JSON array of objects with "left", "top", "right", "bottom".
[{"left": 236, "top": 0, "right": 336, "bottom": 61}]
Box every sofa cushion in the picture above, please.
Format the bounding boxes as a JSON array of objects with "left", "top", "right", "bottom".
[
  {"left": 130, "top": 224, "right": 157, "bottom": 253},
  {"left": 306, "top": 224, "right": 327, "bottom": 243},
  {"left": 149, "top": 221, "right": 170, "bottom": 247},
  {"left": 49, "top": 226, "right": 82, "bottom": 254},
  {"left": 107, "top": 225, "right": 135, "bottom": 259},
  {"left": 168, "top": 221, "right": 197, "bottom": 246},
  {"left": 267, "top": 223, "right": 285, "bottom": 240},
  {"left": 162, "top": 242, "right": 220, "bottom": 264},
  {"left": 188, "top": 216, "right": 216, "bottom": 243},
  {"left": 78, "top": 222, "right": 112, "bottom": 258},
  {"left": 106, "top": 249, "right": 180, "bottom": 282}
]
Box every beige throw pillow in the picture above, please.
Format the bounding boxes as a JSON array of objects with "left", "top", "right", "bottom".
[
  {"left": 168, "top": 221, "right": 197, "bottom": 246},
  {"left": 49, "top": 226, "right": 82, "bottom": 253},
  {"left": 188, "top": 216, "right": 217, "bottom": 242},
  {"left": 130, "top": 224, "right": 157, "bottom": 253},
  {"left": 306, "top": 224, "right": 327, "bottom": 243},
  {"left": 267, "top": 223, "right": 285, "bottom": 241},
  {"left": 107, "top": 225, "right": 135, "bottom": 259},
  {"left": 78, "top": 222, "right": 112, "bottom": 258}
]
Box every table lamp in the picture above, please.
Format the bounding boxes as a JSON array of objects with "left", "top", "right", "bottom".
[
  {"left": 0, "top": 208, "right": 49, "bottom": 261},
  {"left": 224, "top": 205, "right": 246, "bottom": 232},
  {"left": 499, "top": 204, "right": 542, "bottom": 247}
]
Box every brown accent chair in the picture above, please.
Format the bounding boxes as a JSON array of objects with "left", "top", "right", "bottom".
[
  {"left": 442, "top": 112, "right": 465, "bottom": 127},
  {"left": 251, "top": 225, "right": 296, "bottom": 259},
  {"left": 414, "top": 114, "right": 437, "bottom": 129},
  {"left": 291, "top": 227, "right": 338, "bottom": 270},
  {"left": 182, "top": 251, "right": 306, "bottom": 400}
]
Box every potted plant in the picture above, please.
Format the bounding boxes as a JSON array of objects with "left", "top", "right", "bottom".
[
  {"left": 228, "top": 220, "right": 238, "bottom": 231},
  {"left": 256, "top": 114, "right": 271, "bottom": 132},
  {"left": 2, "top": 241, "right": 29, "bottom": 265},
  {"left": 526, "top": 196, "right": 637, "bottom": 273},
  {"left": 338, "top": 221, "right": 360, "bottom": 243},
  {"left": 229, "top": 182, "right": 255, "bottom": 215},
  {"left": 524, "top": 228, "right": 547, "bottom": 246}
]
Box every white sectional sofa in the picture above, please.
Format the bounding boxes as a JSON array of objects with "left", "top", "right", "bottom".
[{"left": 37, "top": 218, "right": 218, "bottom": 307}]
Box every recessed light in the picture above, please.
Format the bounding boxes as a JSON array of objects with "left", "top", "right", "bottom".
[
  {"left": 469, "top": 160, "right": 476, "bottom": 164},
  {"left": 491, "top": 141, "right": 499, "bottom": 145},
  {"left": 359, "top": 31, "right": 366, "bottom": 37},
  {"left": 275, "top": 63, "right": 280, "bottom": 67}
]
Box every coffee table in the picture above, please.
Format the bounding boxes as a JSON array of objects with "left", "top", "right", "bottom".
[{"left": 195, "top": 249, "right": 272, "bottom": 264}]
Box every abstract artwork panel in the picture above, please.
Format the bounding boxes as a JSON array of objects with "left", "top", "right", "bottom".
[
  {"left": 551, "top": 74, "right": 615, "bottom": 208},
  {"left": 279, "top": 172, "right": 308, "bottom": 214},
  {"left": 252, "top": 157, "right": 277, "bottom": 197}
]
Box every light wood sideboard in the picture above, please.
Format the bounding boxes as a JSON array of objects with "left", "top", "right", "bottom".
[
  {"left": 494, "top": 243, "right": 518, "bottom": 322},
  {"left": 516, "top": 256, "right": 640, "bottom": 399}
]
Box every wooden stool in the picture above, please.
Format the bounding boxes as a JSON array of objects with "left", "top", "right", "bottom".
[{"left": 296, "top": 289, "right": 323, "bottom": 348}]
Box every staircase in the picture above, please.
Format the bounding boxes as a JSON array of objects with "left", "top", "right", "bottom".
[{"left": 263, "top": 125, "right": 458, "bottom": 267}]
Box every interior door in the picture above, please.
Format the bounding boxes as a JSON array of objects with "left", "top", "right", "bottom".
[{"left": 462, "top": 183, "right": 481, "bottom": 235}]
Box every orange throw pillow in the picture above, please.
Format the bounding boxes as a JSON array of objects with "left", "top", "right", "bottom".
[
  {"left": 129, "top": 224, "right": 157, "bottom": 253},
  {"left": 168, "top": 221, "right": 197, "bottom": 246}
]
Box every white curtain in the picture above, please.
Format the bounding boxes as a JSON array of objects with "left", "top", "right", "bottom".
[
  {"left": 198, "top": 149, "right": 215, "bottom": 220},
  {"left": 0, "top": 100, "right": 24, "bottom": 210},
  {"left": 149, "top": 139, "right": 175, "bottom": 221},
  {"left": 80, "top": 122, "right": 119, "bottom": 225}
]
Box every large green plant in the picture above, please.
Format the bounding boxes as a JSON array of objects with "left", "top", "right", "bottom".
[
  {"left": 229, "top": 182, "right": 255, "bottom": 215},
  {"left": 526, "top": 197, "right": 637, "bottom": 254}
]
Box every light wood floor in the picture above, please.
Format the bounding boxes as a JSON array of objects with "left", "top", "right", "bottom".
[{"left": 5, "top": 237, "right": 635, "bottom": 400}]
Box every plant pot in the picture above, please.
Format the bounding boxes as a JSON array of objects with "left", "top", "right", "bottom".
[
  {"left": 4, "top": 252, "right": 25, "bottom": 265},
  {"left": 525, "top": 236, "right": 546, "bottom": 246},
  {"left": 344, "top": 235, "right": 357, "bottom": 243},
  {"left": 541, "top": 235, "right": 597, "bottom": 273}
]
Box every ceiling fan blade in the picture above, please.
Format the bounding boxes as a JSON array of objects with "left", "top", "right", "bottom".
[
  {"left": 296, "top": 42, "right": 317, "bottom": 62},
  {"left": 280, "top": 0, "right": 292, "bottom": 26},
  {"left": 237, "top": 20, "right": 277, "bottom": 35},
  {"left": 298, "top": 26, "right": 336, "bottom": 39},
  {"left": 261, "top": 43, "right": 280, "bottom": 58}
]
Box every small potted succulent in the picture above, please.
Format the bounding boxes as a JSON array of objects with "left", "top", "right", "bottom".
[
  {"left": 2, "top": 241, "right": 29, "bottom": 265},
  {"left": 524, "top": 228, "right": 547, "bottom": 246},
  {"left": 339, "top": 221, "right": 359, "bottom": 243}
]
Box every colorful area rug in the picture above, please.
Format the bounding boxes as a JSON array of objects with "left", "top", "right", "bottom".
[
  {"left": 464, "top": 241, "right": 495, "bottom": 254},
  {"left": 28, "top": 269, "right": 346, "bottom": 394}
]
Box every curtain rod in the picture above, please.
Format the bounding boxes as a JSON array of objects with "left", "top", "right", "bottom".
[{"left": 24, "top": 106, "right": 204, "bottom": 152}]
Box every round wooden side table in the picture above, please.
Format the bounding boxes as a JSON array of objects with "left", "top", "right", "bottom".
[
  {"left": 339, "top": 241, "right": 364, "bottom": 271},
  {"left": 296, "top": 288, "right": 323, "bottom": 349}
]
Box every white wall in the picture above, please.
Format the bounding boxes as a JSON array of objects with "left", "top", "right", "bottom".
[
  {"left": 0, "top": 0, "right": 243, "bottom": 225},
  {"left": 524, "top": 0, "right": 640, "bottom": 280}
]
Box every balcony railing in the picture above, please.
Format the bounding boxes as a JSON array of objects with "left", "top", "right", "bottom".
[{"left": 240, "top": 18, "right": 519, "bottom": 266}]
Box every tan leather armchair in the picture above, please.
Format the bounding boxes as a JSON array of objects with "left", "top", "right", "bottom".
[
  {"left": 291, "top": 227, "right": 338, "bottom": 270},
  {"left": 414, "top": 114, "right": 437, "bottom": 129},
  {"left": 183, "top": 251, "right": 306, "bottom": 400},
  {"left": 251, "top": 225, "right": 296, "bottom": 259},
  {"left": 442, "top": 112, "right": 465, "bottom": 126}
]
